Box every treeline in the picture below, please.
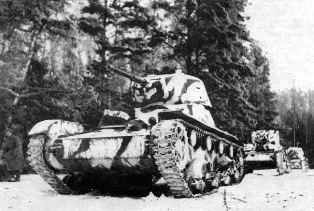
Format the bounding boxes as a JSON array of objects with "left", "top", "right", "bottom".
[
  {"left": 0, "top": 0, "right": 277, "bottom": 150},
  {"left": 276, "top": 89, "right": 314, "bottom": 166}
]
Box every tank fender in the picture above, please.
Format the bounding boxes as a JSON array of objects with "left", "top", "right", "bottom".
[
  {"left": 28, "top": 120, "right": 84, "bottom": 171},
  {"left": 28, "top": 120, "right": 60, "bottom": 136},
  {"left": 28, "top": 120, "right": 84, "bottom": 136}
]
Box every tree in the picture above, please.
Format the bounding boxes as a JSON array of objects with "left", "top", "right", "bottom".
[
  {"left": 0, "top": 0, "right": 72, "bottom": 85},
  {"left": 247, "top": 42, "right": 277, "bottom": 130},
  {"left": 0, "top": 0, "right": 100, "bottom": 138},
  {"left": 150, "top": 0, "right": 256, "bottom": 139},
  {"left": 276, "top": 88, "right": 314, "bottom": 167},
  {"left": 79, "top": 0, "right": 160, "bottom": 112}
]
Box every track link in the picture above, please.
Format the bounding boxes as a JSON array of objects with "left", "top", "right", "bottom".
[
  {"left": 27, "top": 135, "right": 73, "bottom": 195},
  {"left": 151, "top": 119, "right": 243, "bottom": 198},
  {"left": 152, "top": 120, "right": 193, "bottom": 198}
]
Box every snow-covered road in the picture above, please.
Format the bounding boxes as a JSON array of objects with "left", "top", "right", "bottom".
[{"left": 0, "top": 169, "right": 313, "bottom": 211}]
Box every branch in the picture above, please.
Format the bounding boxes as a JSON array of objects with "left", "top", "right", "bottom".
[
  {"left": 162, "top": 40, "right": 175, "bottom": 49},
  {"left": 207, "top": 73, "right": 228, "bottom": 88},
  {"left": 0, "top": 87, "right": 19, "bottom": 97},
  {"left": 19, "top": 91, "right": 50, "bottom": 98},
  {"left": 161, "top": 41, "right": 187, "bottom": 70},
  {"left": 4, "top": 83, "right": 74, "bottom": 93},
  {"left": 0, "top": 86, "right": 49, "bottom": 105},
  {"left": 0, "top": 87, "right": 22, "bottom": 105},
  {"left": 29, "top": 99, "right": 50, "bottom": 111},
  {"left": 0, "top": 86, "right": 75, "bottom": 106}
]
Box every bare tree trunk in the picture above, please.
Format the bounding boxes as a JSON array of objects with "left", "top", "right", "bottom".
[
  {"left": 9, "top": 24, "right": 47, "bottom": 105},
  {"left": 21, "top": 25, "right": 46, "bottom": 84}
]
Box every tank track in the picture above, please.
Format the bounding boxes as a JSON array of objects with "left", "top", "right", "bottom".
[
  {"left": 151, "top": 119, "right": 243, "bottom": 198},
  {"left": 152, "top": 120, "right": 193, "bottom": 198},
  {"left": 27, "top": 135, "right": 73, "bottom": 195}
]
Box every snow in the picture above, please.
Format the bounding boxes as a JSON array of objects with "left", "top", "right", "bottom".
[{"left": 0, "top": 170, "right": 313, "bottom": 211}]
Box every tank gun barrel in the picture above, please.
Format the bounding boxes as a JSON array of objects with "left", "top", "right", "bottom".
[{"left": 108, "top": 65, "right": 147, "bottom": 84}]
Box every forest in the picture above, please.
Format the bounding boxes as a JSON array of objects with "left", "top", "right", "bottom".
[{"left": 0, "top": 0, "right": 313, "bottom": 167}]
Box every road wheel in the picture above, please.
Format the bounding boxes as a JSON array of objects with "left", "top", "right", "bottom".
[{"left": 62, "top": 174, "right": 92, "bottom": 194}]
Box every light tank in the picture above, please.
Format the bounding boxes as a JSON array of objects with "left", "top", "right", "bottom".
[
  {"left": 244, "top": 130, "right": 291, "bottom": 175},
  {"left": 27, "top": 65, "right": 246, "bottom": 198},
  {"left": 286, "top": 147, "right": 307, "bottom": 171}
]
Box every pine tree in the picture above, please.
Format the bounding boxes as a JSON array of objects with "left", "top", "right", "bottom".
[
  {"left": 0, "top": 0, "right": 100, "bottom": 131},
  {"left": 79, "top": 0, "right": 159, "bottom": 112},
  {"left": 0, "top": 0, "right": 72, "bottom": 85},
  {"left": 151, "top": 0, "right": 256, "bottom": 139},
  {"left": 247, "top": 42, "right": 278, "bottom": 130}
]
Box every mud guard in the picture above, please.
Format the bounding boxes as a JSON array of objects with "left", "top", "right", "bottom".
[
  {"left": 28, "top": 120, "right": 84, "bottom": 137},
  {"left": 158, "top": 110, "right": 242, "bottom": 146}
]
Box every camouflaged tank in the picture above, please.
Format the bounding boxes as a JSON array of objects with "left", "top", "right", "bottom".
[
  {"left": 287, "top": 147, "right": 307, "bottom": 170},
  {"left": 27, "top": 66, "right": 246, "bottom": 198},
  {"left": 244, "top": 130, "right": 291, "bottom": 175}
]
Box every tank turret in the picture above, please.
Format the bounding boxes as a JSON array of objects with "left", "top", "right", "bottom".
[
  {"left": 108, "top": 65, "right": 212, "bottom": 107},
  {"left": 108, "top": 65, "right": 215, "bottom": 127}
]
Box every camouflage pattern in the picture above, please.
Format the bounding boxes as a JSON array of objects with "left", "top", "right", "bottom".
[
  {"left": 28, "top": 120, "right": 84, "bottom": 137},
  {"left": 287, "top": 147, "right": 306, "bottom": 170},
  {"left": 132, "top": 71, "right": 212, "bottom": 107},
  {"left": 134, "top": 104, "right": 215, "bottom": 127},
  {"left": 251, "top": 130, "right": 282, "bottom": 152},
  {"left": 287, "top": 147, "right": 305, "bottom": 160},
  {"left": 245, "top": 130, "right": 290, "bottom": 175},
  {"left": 27, "top": 66, "right": 245, "bottom": 197},
  {"left": 27, "top": 69, "right": 218, "bottom": 178},
  {"left": 103, "top": 110, "right": 130, "bottom": 120},
  {"left": 131, "top": 70, "right": 215, "bottom": 127}
]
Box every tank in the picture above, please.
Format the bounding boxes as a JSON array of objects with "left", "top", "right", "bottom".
[
  {"left": 27, "top": 66, "right": 246, "bottom": 198},
  {"left": 244, "top": 130, "right": 291, "bottom": 175},
  {"left": 286, "top": 147, "right": 307, "bottom": 171}
]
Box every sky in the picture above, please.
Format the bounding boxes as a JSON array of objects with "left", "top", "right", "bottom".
[{"left": 244, "top": 0, "right": 314, "bottom": 92}]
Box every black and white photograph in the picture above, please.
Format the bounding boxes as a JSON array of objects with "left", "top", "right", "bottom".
[{"left": 0, "top": 0, "right": 313, "bottom": 210}]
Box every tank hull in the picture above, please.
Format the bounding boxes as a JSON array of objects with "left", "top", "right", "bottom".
[
  {"left": 28, "top": 114, "right": 246, "bottom": 197},
  {"left": 49, "top": 130, "right": 156, "bottom": 175},
  {"left": 245, "top": 151, "right": 277, "bottom": 169}
]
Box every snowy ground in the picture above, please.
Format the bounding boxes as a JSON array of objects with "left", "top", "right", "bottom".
[{"left": 0, "top": 169, "right": 313, "bottom": 211}]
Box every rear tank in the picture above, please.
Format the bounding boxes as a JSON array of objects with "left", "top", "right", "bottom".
[
  {"left": 244, "top": 130, "right": 291, "bottom": 175},
  {"left": 27, "top": 66, "right": 246, "bottom": 198},
  {"left": 287, "top": 147, "right": 307, "bottom": 170}
]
